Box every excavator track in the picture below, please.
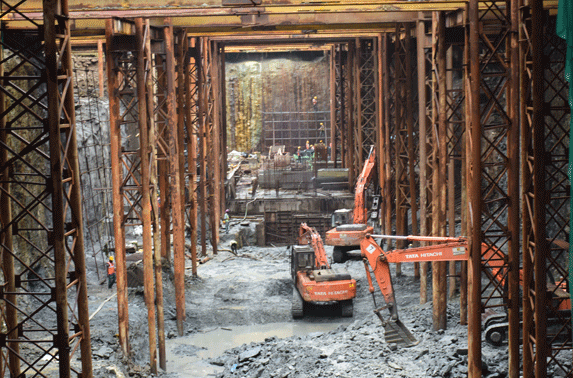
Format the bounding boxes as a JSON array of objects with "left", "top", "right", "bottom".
[
  {"left": 383, "top": 319, "right": 418, "bottom": 347},
  {"left": 292, "top": 287, "right": 304, "bottom": 318}
]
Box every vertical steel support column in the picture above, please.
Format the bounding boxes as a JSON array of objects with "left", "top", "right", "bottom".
[
  {"left": 377, "top": 34, "right": 384, "bottom": 234},
  {"left": 507, "top": 0, "right": 521, "bottom": 376},
  {"left": 135, "top": 18, "right": 158, "bottom": 374},
  {"left": 523, "top": 4, "right": 571, "bottom": 376},
  {"left": 353, "top": 38, "right": 361, "bottom": 172},
  {"left": 357, "top": 39, "right": 378, "bottom": 166},
  {"left": 446, "top": 46, "right": 456, "bottom": 300},
  {"left": 146, "top": 21, "right": 166, "bottom": 371},
  {"left": 444, "top": 35, "right": 467, "bottom": 321},
  {"left": 0, "top": 46, "right": 19, "bottom": 377},
  {"left": 470, "top": 0, "right": 519, "bottom": 375},
  {"left": 199, "top": 37, "right": 208, "bottom": 257},
  {"left": 467, "top": 0, "right": 482, "bottom": 376},
  {"left": 417, "top": 18, "right": 430, "bottom": 304},
  {"left": 105, "top": 19, "right": 129, "bottom": 357},
  {"left": 347, "top": 40, "right": 355, "bottom": 183},
  {"left": 0, "top": 1, "right": 89, "bottom": 374},
  {"left": 164, "top": 23, "right": 186, "bottom": 336},
  {"left": 46, "top": 4, "right": 69, "bottom": 375},
  {"left": 330, "top": 46, "right": 337, "bottom": 165},
  {"left": 395, "top": 22, "right": 415, "bottom": 276},
  {"left": 381, "top": 35, "right": 393, "bottom": 238},
  {"left": 431, "top": 12, "right": 448, "bottom": 330},
  {"left": 211, "top": 41, "right": 221, "bottom": 247},
  {"left": 98, "top": 40, "right": 105, "bottom": 98},
  {"left": 185, "top": 37, "right": 199, "bottom": 276}
]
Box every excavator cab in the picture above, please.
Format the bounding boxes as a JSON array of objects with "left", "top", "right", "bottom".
[
  {"left": 290, "top": 245, "right": 315, "bottom": 280},
  {"left": 331, "top": 209, "right": 353, "bottom": 227}
]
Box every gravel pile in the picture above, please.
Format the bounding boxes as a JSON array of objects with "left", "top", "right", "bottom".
[{"left": 209, "top": 303, "right": 512, "bottom": 378}]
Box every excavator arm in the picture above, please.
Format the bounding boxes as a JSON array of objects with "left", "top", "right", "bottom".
[
  {"left": 353, "top": 147, "right": 376, "bottom": 224},
  {"left": 359, "top": 234, "right": 472, "bottom": 347},
  {"left": 299, "top": 223, "right": 330, "bottom": 269}
]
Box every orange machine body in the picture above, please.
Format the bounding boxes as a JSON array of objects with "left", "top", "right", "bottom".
[
  {"left": 296, "top": 223, "right": 357, "bottom": 304},
  {"left": 295, "top": 270, "right": 356, "bottom": 303}
]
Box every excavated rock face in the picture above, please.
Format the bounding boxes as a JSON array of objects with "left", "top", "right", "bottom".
[{"left": 226, "top": 51, "right": 330, "bottom": 154}]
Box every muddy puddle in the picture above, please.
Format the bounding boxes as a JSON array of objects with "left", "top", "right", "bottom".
[{"left": 166, "top": 321, "right": 351, "bottom": 377}]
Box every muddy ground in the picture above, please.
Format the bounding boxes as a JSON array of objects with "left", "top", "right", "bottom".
[{"left": 83, "top": 218, "right": 551, "bottom": 378}]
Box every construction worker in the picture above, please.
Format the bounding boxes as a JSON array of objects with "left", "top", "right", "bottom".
[
  {"left": 223, "top": 209, "right": 230, "bottom": 234},
  {"left": 107, "top": 256, "right": 116, "bottom": 289}
]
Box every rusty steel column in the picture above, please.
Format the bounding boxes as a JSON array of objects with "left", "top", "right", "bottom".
[
  {"left": 198, "top": 37, "right": 208, "bottom": 257},
  {"left": 381, "top": 35, "right": 392, "bottom": 239},
  {"left": 135, "top": 18, "right": 158, "bottom": 374},
  {"left": 0, "top": 44, "right": 20, "bottom": 378},
  {"left": 417, "top": 18, "right": 429, "bottom": 304},
  {"left": 330, "top": 46, "right": 337, "bottom": 165},
  {"left": 394, "top": 23, "right": 406, "bottom": 276},
  {"left": 98, "top": 40, "right": 105, "bottom": 98},
  {"left": 507, "top": 0, "right": 521, "bottom": 376},
  {"left": 405, "top": 26, "right": 419, "bottom": 249},
  {"left": 105, "top": 19, "right": 130, "bottom": 357},
  {"left": 431, "top": 12, "right": 448, "bottom": 331},
  {"left": 467, "top": 0, "right": 482, "bottom": 375},
  {"left": 347, "top": 39, "right": 355, "bottom": 183},
  {"left": 164, "top": 22, "right": 186, "bottom": 336},
  {"left": 146, "top": 21, "right": 166, "bottom": 371},
  {"left": 211, "top": 40, "right": 221, "bottom": 250},
  {"left": 377, "top": 34, "right": 384, "bottom": 234},
  {"left": 186, "top": 36, "right": 199, "bottom": 276},
  {"left": 60, "top": 0, "right": 93, "bottom": 371},
  {"left": 446, "top": 46, "right": 456, "bottom": 300}
]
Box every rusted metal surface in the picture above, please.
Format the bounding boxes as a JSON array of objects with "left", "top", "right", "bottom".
[
  {"left": 185, "top": 36, "right": 199, "bottom": 276},
  {"left": 106, "top": 19, "right": 132, "bottom": 357},
  {"left": 135, "top": 18, "right": 158, "bottom": 374},
  {"left": 416, "top": 18, "right": 430, "bottom": 304},
  {"left": 394, "top": 22, "right": 415, "bottom": 277},
  {"left": 521, "top": 3, "right": 571, "bottom": 377},
  {"left": 98, "top": 40, "right": 105, "bottom": 97},
  {"left": 467, "top": 1, "right": 482, "bottom": 376},
  {"left": 431, "top": 12, "right": 447, "bottom": 331},
  {"left": 147, "top": 21, "right": 167, "bottom": 371},
  {"left": 506, "top": 1, "right": 520, "bottom": 376},
  {"left": 0, "top": 0, "right": 92, "bottom": 374},
  {"left": 163, "top": 22, "right": 187, "bottom": 337}
]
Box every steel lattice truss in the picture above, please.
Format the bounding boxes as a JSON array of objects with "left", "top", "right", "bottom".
[
  {"left": 333, "top": 44, "right": 348, "bottom": 168},
  {"left": 521, "top": 6, "right": 572, "bottom": 376},
  {"left": 182, "top": 35, "right": 199, "bottom": 275},
  {"left": 394, "top": 22, "right": 416, "bottom": 245},
  {"left": 475, "top": 1, "right": 514, "bottom": 312},
  {"left": 356, "top": 39, "right": 377, "bottom": 167},
  {"left": 0, "top": 0, "right": 92, "bottom": 376}
]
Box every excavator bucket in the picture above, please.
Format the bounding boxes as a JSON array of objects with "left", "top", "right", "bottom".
[{"left": 383, "top": 319, "right": 418, "bottom": 347}]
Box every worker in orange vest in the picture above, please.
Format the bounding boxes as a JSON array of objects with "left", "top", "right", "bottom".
[{"left": 107, "top": 256, "right": 116, "bottom": 289}]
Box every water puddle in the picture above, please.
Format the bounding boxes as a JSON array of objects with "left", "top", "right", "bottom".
[{"left": 166, "top": 321, "right": 349, "bottom": 377}]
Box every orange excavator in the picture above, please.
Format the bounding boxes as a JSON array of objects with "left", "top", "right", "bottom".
[
  {"left": 359, "top": 234, "right": 571, "bottom": 347},
  {"left": 290, "top": 223, "right": 357, "bottom": 318},
  {"left": 325, "top": 147, "right": 377, "bottom": 263}
]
